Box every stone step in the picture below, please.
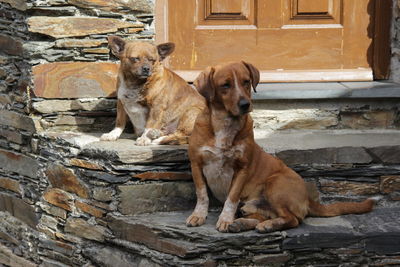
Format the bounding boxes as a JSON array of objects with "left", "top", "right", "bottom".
[
  {"left": 43, "top": 129, "right": 400, "bottom": 165},
  {"left": 36, "top": 129, "right": 400, "bottom": 217},
  {"left": 100, "top": 207, "right": 400, "bottom": 266}
]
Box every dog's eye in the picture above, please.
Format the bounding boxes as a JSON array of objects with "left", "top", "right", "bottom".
[
  {"left": 221, "top": 83, "right": 230, "bottom": 89},
  {"left": 243, "top": 80, "right": 251, "bottom": 86},
  {"left": 129, "top": 57, "right": 140, "bottom": 63}
]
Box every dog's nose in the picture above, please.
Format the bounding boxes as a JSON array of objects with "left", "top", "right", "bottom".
[
  {"left": 142, "top": 65, "right": 150, "bottom": 74},
  {"left": 238, "top": 98, "right": 250, "bottom": 113}
]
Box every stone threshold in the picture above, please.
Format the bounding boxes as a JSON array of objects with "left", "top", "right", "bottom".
[
  {"left": 105, "top": 207, "right": 400, "bottom": 265},
  {"left": 253, "top": 81, "right": 400, "bottom": 100},
  {"left": 41, "top": 129, "right": 400, "bottom": 165}
]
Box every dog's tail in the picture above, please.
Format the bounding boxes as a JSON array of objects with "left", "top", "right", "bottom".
[{"left": 308, "top": 197, "right": 380, "bottom": 217}]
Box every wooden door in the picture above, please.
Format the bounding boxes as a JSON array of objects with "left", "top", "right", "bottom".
[{"left": 156, "top": 0, "right": 379, "bottom": 82}]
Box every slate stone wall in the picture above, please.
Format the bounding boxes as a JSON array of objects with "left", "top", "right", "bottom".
[
  {"left": 391, "top": 0, "right": 400, "bottom": 82},
  {"left": 0, "top": 1, "right": 400, "bottom": 266}
]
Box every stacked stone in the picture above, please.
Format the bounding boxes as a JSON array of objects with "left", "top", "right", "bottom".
[
  {"left": 392, "top": 0, "right": 400, "bottom": 82},
  {"left": 24, "top": 0, "right": 154, "bottom": 132}
]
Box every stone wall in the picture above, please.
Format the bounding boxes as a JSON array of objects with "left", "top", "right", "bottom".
[
  {"left": 391, "top": 0, "right": 400, "bottom": 82},
  {"left": 0, "top": 0, "right": 400, "bottom": 266}
]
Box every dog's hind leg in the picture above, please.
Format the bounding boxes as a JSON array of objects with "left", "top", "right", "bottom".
[
  {"left": 228, "top": 214, "right": 265, "bottom": 233},
  {"left": 255, "top": 208, "right": 299, "bottom": 233}
]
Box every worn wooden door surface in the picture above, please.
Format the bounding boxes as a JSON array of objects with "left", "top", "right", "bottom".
[{"left": 156, "top": 0, "right": 374, "bottom": 82}]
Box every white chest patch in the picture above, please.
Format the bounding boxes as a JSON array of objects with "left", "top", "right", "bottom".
[
  {"left": 118, "top": 77, "right": 148, "bottom": 135},
  {"left": 201, "top": 143, "right": 244, "bottom": 203}
]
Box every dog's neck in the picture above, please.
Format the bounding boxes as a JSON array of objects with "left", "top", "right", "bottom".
[{"left": 210, "top": 108, "right": 245, "bottom": 149}]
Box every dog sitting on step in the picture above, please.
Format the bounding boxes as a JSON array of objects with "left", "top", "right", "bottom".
[{"left": 101, "top": 36, "right": 206, "bottom": 145}]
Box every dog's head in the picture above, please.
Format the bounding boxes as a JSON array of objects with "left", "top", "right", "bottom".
[
  {"left": 194, "top": 61, "right": 259, "bottom": 117},
  {"left": 108, "top": 36, "right": 175, "bottom": 81}
]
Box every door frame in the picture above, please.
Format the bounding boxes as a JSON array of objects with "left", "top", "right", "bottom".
[{"left": 155, "top": 0, "right": 392, "bottom": 82}]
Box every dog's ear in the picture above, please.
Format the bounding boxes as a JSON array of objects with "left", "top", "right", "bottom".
[
  {"left": 193, "top": 67, "right": 215, "bottom": 102},
  {"left": 157, "top": 42, "right": 175, "bottom": 60},
  {"left": 108, "top": 36, "right": 126, "bottom": 58},
  {"left": 242, "top": 61, "right": 260, "bottom": 93}
]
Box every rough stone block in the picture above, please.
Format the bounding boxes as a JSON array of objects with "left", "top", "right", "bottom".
[
  {"left": 53, "top": 115, "right": 95, "bottom": 126},
  {"left": 253, "top": 252, "right": 291, "bottom": 265},
  {"left": 380, "top": 176, "right": 400, "bottom": 194},
  {"left": 64, "top": 217, "right": 108, "bottom": 242},
  {"left": 83, "top": 47, "right": 110, "bottom": 54},
  {"left": 368, "top": 146, "right": 400, "bottom": 164},
  {"left": 83, "top": 245, "right": 154, "bottom": 267},
  {"left": 55, "top": 39, "right": 107, "bottom": 48},
  {"left": 0, "top": 110, "right": 36, "bottom": 133},
  {"left": 43, "top": 188, "right": 74, "bottom": 211},
  {"left": 251, "top": 109, "right": 338, "bottom": 130},
  {"left": 0, "top": 149, "right": 39, "bottom": 178},
  {"left": 45, "top": 164, "right": 89, "bottom": 198},
  {"left": 0, "top": 193, "right": 38, "bottom": 228},
  {"left": 39, "top": 236, "right": 76, "bottom": 257},
  {"left": 108, "top": 211, "right": 282, "bottom": 259},
  {"left": 0, "top": 244, "right": 37, "bottom": 267},
  {"left": 0, "top": 128, "right": 27, "bottom": 145},
  {"left": 132, "top": 171, "right": 192, "bottom": 181},
  {"left": 283, "top": 208, "right": 400, "bottom": 254},
  {"left": 32, "top": 99, "right": 116, "bottom": 114},
  {"left": 32, "top": 62, "right": 118, "bottom": 98},
  {"left": 320, "top": 179, "right": 379, "bottom": 195},
  {"left": 277, "top": 147, "right": 372, "bottom": 165},
  {"left": 0, "top": 177, "right": 21, "bottom": 194},
  {"left": 75, "top": 200, "right": 105, "bottom": 217},
  {"left": 39, "top": 202, "right": 67, "bottom": 219},
  {"left": 81, "top": 140, "right": 188, "bottom": 164},
  {"left": 28, "top": 16, "right": 144, "bottom": 38},
  {"left": 340, "top": 111, "right": 396, "bottom": 129},
  {"left": 0, "top": 34, "right": 23, "bottom": 56},
  {"left": 92, "top": 187, "right": 114, "bottom": 202},
  {"left": 0, "top": 94, "right": 11, "bottom": 107},
  {"left": 69, "top": 158, "right": 104, "bottom": 171},
  {"left": 118, "top": 182, "right": 195, "bottom": 215},
  {"left": 39, "top": 214, "right": 59, "bottom": 231},
  {"left": 68, "top": 0, "right": 153, "bottom": 13}
]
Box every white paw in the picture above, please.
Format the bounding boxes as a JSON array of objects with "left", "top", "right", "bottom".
[
  {"left": 136, "top": 136, "right": 152, "bottom": 146},
  {"left": 216, "top": 213, "right": 234, "bottom": 233},
  {"left": 100, "top": 128, "right": 122, "bottom": 141},
  {"left": 100, "top": 132, "right": 118, "bottom": 141}
]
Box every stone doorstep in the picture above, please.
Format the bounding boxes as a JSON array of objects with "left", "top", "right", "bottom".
[
  {"left": 108, "top": 210, "right": 284, "bottom": 259},
  {"left": 107, "top": 208, "right": 400, "bottom": 260},
  {"left": 253, "top": 81, "right": 400, "bottom": 100},
  {"left": 41, "top": 129, "right": 400, "bottom": 165}
]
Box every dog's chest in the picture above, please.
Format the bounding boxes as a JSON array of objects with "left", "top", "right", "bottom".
[
  {"left": 200, "top": 129, "right": 244, "bottom": 203},
  {"left": 118, "top": 79, "right": 148, "bottom": 120}
]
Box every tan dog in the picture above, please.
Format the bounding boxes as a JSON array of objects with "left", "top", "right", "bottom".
[
  {"left": 186, "top": 61, "right": 377, "bottom": 233},
  {"left": 101, "top": 36, "right": 206, "bottom": 145}
]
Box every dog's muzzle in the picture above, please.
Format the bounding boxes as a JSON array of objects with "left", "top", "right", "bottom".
[{"left": 238, "top": 98, "right": 251, "bottom": 114}]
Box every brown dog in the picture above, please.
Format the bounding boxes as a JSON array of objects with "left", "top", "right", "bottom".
[
  {"left": 186, "top": 61, "right": 378, "bottom": 233},
  {"left": 100, "top": 36, "right": 206, "bottom": 145}
]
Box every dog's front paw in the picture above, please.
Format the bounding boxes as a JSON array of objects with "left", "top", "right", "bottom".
[
  {"left": 100, "top": 132, "right": 118, "bottom": 141},
  {"left": 216, "top": 215, "right": 234, "bottom": 233},
  {"left": 136, "top": 136, "right": 152, "bottom": 146},
  {"left": 186, "top": 213, "right": 207, "bottom": 227}
]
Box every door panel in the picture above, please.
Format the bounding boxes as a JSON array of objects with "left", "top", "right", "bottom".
[
  {"left": 198, "top": 0, "right": 256, "bottom": 26},
  {"left": 156, "top": 0, "right": 374, "bottom": 82},
  {"left": 287, "top": 0, "right": 341, "bottom": 24}
]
